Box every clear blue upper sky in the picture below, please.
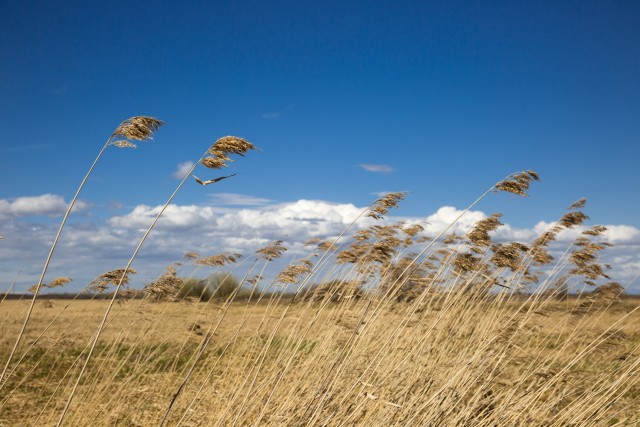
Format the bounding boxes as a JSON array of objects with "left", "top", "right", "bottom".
[{"left": 1, "top": 1, "right": 639, "bottom": 289}]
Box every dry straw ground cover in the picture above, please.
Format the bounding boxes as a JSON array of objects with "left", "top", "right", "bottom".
[{"left": 1, "top": 118, "right": 639, "bottom": 426}]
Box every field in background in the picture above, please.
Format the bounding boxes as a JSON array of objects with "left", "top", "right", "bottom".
[{"left": 2, "top": 295, "right": 640, "bottom": 426}]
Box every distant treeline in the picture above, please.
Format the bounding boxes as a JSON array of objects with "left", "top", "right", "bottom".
[
  {"left": 2, "top": 291, "right": 638, "bottom": 301},
  {"left": 0, "top": 292, "right": 145, "bottom": 300}
]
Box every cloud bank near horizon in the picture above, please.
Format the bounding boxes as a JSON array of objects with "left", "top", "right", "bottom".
[{"left": 0, "top": 194, "right": 638, "bottom": 293}]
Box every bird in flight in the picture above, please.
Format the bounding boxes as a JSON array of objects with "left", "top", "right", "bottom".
[{"left": 192, "top": 173, "right": 237, "bottom": 186}]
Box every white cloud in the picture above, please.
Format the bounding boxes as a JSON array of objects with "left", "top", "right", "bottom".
[
  {"left": 208, "top": 193, "right": 274, "bottom": 206},
  {"left": 2, "top": 196, "right": 640, "bottom": 293},
  {"left": 0, "top": 194, "right": 90, "bottom": 220},
  {"left": 359, "top": 164, "right": 394, "bottom": 173},
  {"left": 261, "top": 112, "right": 282, "bottom": 119},
  {"left": 424, "top": 206, "right": 486, "bottom": 234},
  {"left": 108, "top": 204, "right": 218, "bottom": 230},
  {"left": 171, "top": 161, "right": 195, "bottom": 179}
]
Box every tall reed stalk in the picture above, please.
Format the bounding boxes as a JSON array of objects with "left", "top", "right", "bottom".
[
  {"left": 56, "top": 135, "right": 256, "bottom": 425},
  {"left": 0, "top": 116, "right": 163, "bottom": 384}
]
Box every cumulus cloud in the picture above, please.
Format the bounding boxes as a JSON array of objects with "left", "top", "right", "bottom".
[
  {"left": 0, "top": 194, "right": 90, "bottom": 220},
  {"left": 171, "top": 161, "right": 195, "bottom": 180},
  {"left": 109, "top": 199, "right": 363, "bottom": 239},
  {"left": 2, "top": 195, "right": 640, "bottom": 293},
  {"left": 359, "top": 164, "right": 394, "bottom": 173}
]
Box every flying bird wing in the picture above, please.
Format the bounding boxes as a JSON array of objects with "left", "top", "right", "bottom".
[{"left": 193, "top": 173, "right": 237, "bottom": 186}]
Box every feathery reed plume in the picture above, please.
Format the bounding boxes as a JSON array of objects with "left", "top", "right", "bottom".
[
  {"left": 403, "top": 223, "right": 425, "bottom": 237},
  {"left": 569, "top": 238, "right": 612, "bottom": 280},
  {"left": 88, "top": 268, "right": 137, "bottom": 293},
  {"left": 559, "top": 211, "right": 589, "bottom": 228},
  {"left": 256, "top": 240, "right": 287, "bottom": 260},
  {"left": 27, "top": 277, "right": 72, "bottom": 293},
  {"left": 495, "top": 170, "right": 539, "bottom": 196},
  {"left": 201, "top": 136, "right": 257, "bottom": 169},
  {"left": 200, "top": 157, "right": 227, "bottom": 169},
  {"left": 317, "top": 240, "right": 338, "bottom": 251},
  {"left": 443, "top": 233, "right": 462, "bottom": 244},
  {"left": 568, "top": 197, "right": 587, "bottom": 210},
  {"left": 144, "top": 266, "right": 183, "bottom": 299},
  {"left": 184, "top": 251, "right": 200, "bottom": 260},
  {"left": 337, "top": 236, "right": 401, "bottom": 273},
  {"left": 453, "top": 252, "right": 485, "bottom": 274},
  {"left": 195, "top": 252, "right": 242, "bottom": 267},
  {"left": 276, "top": 259, "right": 314, "bottom": 285},
  {"left": 572, "top": 282, "right": 625, "bottom": 315},
  {"left": 1, "top": 116, "right": 164, "bottom": 384},
  {"left": 209, "top": 135, "right": 256, "bottom": 156},
  {"left": 109, "top": 116, "right": 164, "bottom": 148},
  {"left": 490, "top": 242, "right": 529, "bottom": 271},
  {"left": 583, "top": 225, "right": 607, "bottom": 237},
  {"left": 305, "top": 237, "right": 322, "bottom": 246},
  {"left": 467, "top": 214, "right": 503, "bottom": 249},
  {"left": 109, "top": 140, "right": 137, "bottom": 149},
  {"left": 530, "top": 229, "right": 558, "bottom": 266},
  {"left": 247, "top": 275, "right": 262, "bottom": 286},
  {"left": 47, "top": 277, "right": 72, "bottom": 288},
  {"left": 367, "top": 192, "right": 408, "bottom": 219}
]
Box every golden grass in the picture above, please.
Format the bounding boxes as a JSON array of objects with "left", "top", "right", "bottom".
[{"left": 1, "top": 295, "right": 639, "bottom": 426}]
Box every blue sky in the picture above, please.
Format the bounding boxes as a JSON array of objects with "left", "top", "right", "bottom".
[{"left": 1, "top": 1, "right": 639, "bottom": 291}]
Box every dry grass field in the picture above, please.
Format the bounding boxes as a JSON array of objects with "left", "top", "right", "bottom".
[{"left": 1, "top": 295, "right": 639, "bottom": 426}]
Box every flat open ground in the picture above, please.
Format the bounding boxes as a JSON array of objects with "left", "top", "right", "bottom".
[{"left": 2, "top": 296, "right": 640, "bottom": 426}]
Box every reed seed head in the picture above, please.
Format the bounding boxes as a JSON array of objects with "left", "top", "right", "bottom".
[
  {"left": 403, "top": 224, "right": 425, "bottom": 237},
  {"left": 495, "top": 170, "right": 540, "bottom": 197},
  {"left": 490, "top": 242, "right": 529, "bottom": 270},
  {"left": 201, "top": 157, "right": 228, "bottom": 169},
  {"left": 202, "top": 136, "right": 257, "bottom": 169},
  {"left": 276, "top": 259, "right": 313, "bottom": 284},
  {"left": 195, "top": 252, "right": 242, "bottom": 267},
  {"left": 145, "top": 265, "right": 183, "bottom": 298},
  {"left": 317, "top": 240, "right": 338, "bottom": 251},
  {"left": 109, "top": 116, "right": 164, "bottom": 149},
  {"left": 184, "top": 252, "right": 200, "bottom": 260},
  {"left": 247, "top": 275, "right": 262, "bottom": 286},
  {"left": 47, "top": 277, "right": 72, "bottom": 288},
  {"left": 453, "top": 252, "right": 484, "bottom": 274},
  {"left": 256, "top": 240, "right": 287, "bottom": 260},
  {"left": 559, "top": 211, "right": 589, "bottom": 228},
  {"left": 583, "top": 225, "right": 608, "bottom": 237},
  {"left": 110, "top": 140, "right": 138, "bottom": 149},
  {"left": 89, "top": 268, "right": 137, "bottom": 292},
  {"left": 568, "top": 198, "right": 587, "bottom": 210},
  {"left": 367, "top": 192, "right": 408, "bottom": 220},
  {"left": 573, "top": 282, "right": 624, "bottom": 315},
  {"left": 467, "top": 214, "right": 503, "bottom": 248}
]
